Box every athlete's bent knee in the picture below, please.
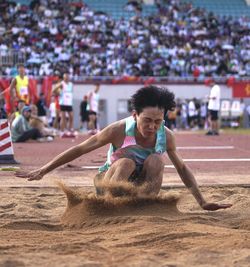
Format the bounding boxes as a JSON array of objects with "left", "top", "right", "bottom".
[
  {"left": 115, "top": 158, "right": 136, "bottom": 172},
  {"left": 144, "top": 154, "right": 164, "bottom": 170}
]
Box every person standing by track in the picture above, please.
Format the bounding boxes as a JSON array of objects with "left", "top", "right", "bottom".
[
  {"left": 53, "top": 72, "right": 74, "bottom": 135},
  {"left": 9, "top": 64, "right": 31, "bottom": 112}
]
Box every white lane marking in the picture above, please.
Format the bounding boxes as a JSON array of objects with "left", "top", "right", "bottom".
[
  {"left": 177, "top": 146, "right": 234, "bottom": 150},
  {"left": 164, "top": 158, "right": 250, "bottom": 168},
  {"left": 183, "top": 158, "right": 250, "bottom": 162},
  {"left": 80, "top": 158, "right": 250, "bottom": 170},
  {"left": 81, "top": 166, "right": 99, "bottom": 169},
  {"left": 164, "top": 165, "right": 175, "bottom": 168}
]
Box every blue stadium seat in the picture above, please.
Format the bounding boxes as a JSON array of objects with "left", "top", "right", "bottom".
[
  {"left": 11, "top": 0, "right": 31, "bottom": 5},
  {"left": 83, "top": 0, "right": 157, "bottom": 20},
  {"left": 185, "top": 0, "right": 250, "bottom": 18},
  {"left": 11, "top": 0, "right": 157, "bottom": 20}
]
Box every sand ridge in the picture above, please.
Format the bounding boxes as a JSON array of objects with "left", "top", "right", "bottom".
[{"left": 59, "top": 181, "right": 182, "bottom": 228}]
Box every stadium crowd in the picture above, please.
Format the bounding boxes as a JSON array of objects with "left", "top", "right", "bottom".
[{"left": 0, "top": 0, "right": 250, "bottom": 79}]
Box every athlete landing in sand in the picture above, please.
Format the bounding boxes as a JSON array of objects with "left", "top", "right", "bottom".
[{"left": 16, "top": 85, "right": 232, "bottom": 211}]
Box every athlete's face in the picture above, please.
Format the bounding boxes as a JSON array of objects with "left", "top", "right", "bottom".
[
  {"left": 18, "top": 66, "right": 25, "bottom": 76},
  {"left": 133, "top": 107, "right": 164, "bottom": 138},
  {"left": 17, "top": 101, "right": 25, "bottom": 111},
  {"left": 63, "top": 73, "right": 69, "bottom": 82}
]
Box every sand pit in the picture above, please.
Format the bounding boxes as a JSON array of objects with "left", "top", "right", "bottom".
[
  {"left": 0, "top": 184, "right": 250, "bottom": 267},
  {"left": 1, "top": 131, "right": 250, "bottom": 266}
]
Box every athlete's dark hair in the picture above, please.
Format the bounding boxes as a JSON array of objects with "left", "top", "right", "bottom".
[
  {"left": 17, "top": 63, "right": 25, "bottom": 68},
  {"left": 130, "top": 85, "right": 176, "bottom": 115}
]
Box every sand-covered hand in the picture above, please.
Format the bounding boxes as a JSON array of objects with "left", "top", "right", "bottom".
[
  {"left": 202, "top": 202, "right": 232, "bottom": 211},
  {"left": 15, "top": 169, "right": 45, "bottom": 181}
]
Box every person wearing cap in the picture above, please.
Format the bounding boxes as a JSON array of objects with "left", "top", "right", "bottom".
[
  {"left": 9, "top": 99, "right": 26, "bottom": 127},
  {"left": 11, "top": 105, "right": 44, "bottom": 142}
]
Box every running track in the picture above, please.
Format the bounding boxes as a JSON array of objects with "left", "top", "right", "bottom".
[{"left": 0, "top": 132, "right": 249, "bottom": 187}]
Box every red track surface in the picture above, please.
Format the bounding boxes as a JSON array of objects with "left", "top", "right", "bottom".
[{"left": 1, "top": 131, "right": 250, "bottom": 187}]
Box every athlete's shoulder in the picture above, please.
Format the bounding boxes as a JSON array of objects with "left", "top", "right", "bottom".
[
  {"left": 107, "top": 118, "right": 126, "bottom": 133},
  {"left": 164, "top": 126, "right": 176, "bottom": 150},
  {"left": 97, "top": 119, "right": 126, "bottom": 146}
]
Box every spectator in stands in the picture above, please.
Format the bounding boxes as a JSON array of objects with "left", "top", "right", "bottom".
[
  {"left": 124, "top": 0, "right": 142, "bottom": 14},
  {"left": 1, "top": 1, "right": 250, "bottom": 79},
  {"left": 16, "top": 85, "right": 232, "bottom": 211}
]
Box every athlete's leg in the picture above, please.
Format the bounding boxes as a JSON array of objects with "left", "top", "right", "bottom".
[
  {"left": 94, "top": 158, "right": 136, "bottom": 196},
  {"left": 103, "top": 158, "right": 136, "bottom": 182},
  {"left": 60, "top": 111, "right": 66, "bottom": 132},
  {"left": 68, "top": 111, "right": 74, "bottom": 130},
  {"left": 139, "top": 154, "right": 165, "bottom": 196}
]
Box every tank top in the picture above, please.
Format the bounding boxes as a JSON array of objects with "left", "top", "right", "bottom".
[
  {"left": 59, "top": 81, "right": 73, "bottom": 106},
  {"left": 16, "top": 75, "right": 29, "bottom": 104},
  {"left": 99, "top": 116, "right": 166, "bottom": 173},
  {"left": 88, "top": 91, "right": 99, "bottom": 112}
]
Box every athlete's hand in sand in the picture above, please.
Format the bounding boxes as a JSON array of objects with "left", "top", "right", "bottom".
[
  {"left": 15, "top": 168, "right": 45, "bottom": 181},
  {"left": 201, "top": 202, "right": 232, "bottom": 211}
]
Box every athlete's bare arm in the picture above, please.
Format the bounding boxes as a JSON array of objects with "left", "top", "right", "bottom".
[
  {"left": 52, "top": 82, "right": 63, "bottom": 95},
  {"left": 15, "top": 120, "right": 125, "bottom": 181},
  {"left": 9, "top": 77, "right": 17, "bottom": 90},
  {"left": 9, "top": 78, "right": 17, "bottom": 112},
  {"left": 166, "top": 128, "right": 232, "bottom": 211}
]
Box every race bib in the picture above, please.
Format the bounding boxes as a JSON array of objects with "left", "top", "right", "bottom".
[
  {"left": 20, "top": 86, "right": 28, "bottom": 96},
  {"left": 63, "top": 92, "right": 73, "bottom": 106}
]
